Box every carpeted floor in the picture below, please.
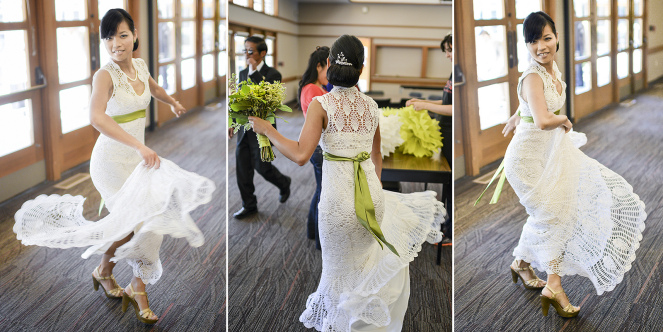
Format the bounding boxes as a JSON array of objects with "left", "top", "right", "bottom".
[
  {"left": 227, "top": 105, "right": 452, "bottom": 331},
  {"left": 454, "top": 84, "right": 663, "bottom": 331},
  {"left": 0, "top": 102, "right": 226, "bottom": 331}
]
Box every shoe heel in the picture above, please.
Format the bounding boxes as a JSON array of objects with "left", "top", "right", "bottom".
[
  {"left": 93, "top": 276, "right": 100, "bottom": 291},
  {"left": 541, "top": 296, "right": 550, "bottom": 316},
  {"left": 122, "top": 294, "right": 130, "bottom": 313},
  {"left": 511, "top": 269, "right": 519, "bottom": 284}
]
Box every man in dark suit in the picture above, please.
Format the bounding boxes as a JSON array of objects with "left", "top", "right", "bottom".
[{"left": 229, "top": 36, "right": 291, "bottom": 219}]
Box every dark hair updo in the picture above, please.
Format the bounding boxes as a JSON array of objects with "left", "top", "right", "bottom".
[
  {"left": 100, "top": 8, "right": 139, "bottom": 51},
  {"left": 523, "top": 11, "right": 558, "bottom": 52},
  {"left": 327, "top": 35, "right": 364, "bottom": 88}
]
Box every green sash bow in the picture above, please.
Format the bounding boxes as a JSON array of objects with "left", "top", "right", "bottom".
[
  {"left": 474, "top": 109, "right": 561, "bottom": 206},
  {"left": 323, "top": 151, "right": 399, "bottom": 256},
  {"left": 98, "top": 109, "right": 147, "bottom": 215}
]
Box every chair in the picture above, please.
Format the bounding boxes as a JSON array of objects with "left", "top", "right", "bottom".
[
  {"left": 373, "top": 98, "right": 391, "bottom": 108},
  {"left": 365, "top": 90, "right": 384, "bottom": 97}
]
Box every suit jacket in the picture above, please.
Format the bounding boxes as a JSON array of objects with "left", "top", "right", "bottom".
[{"left": 236, "top": 63, "right": 283, "bottom": 143}]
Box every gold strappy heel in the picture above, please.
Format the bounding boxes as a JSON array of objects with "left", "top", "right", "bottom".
[
  {"left": 92, "top": 266, "right": 123, "bottom": 298},
  {"left": 540, "top": 285, "right": 580, "bottom": 318},
  {"left": 122, "top": 284, "right": 158, "bottom": 324},
  {"left": 510, "top": 260, "right": 545, "bottom": 290}
]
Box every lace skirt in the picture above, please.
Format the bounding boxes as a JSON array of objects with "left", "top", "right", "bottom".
[
  {"left": 299, "top": 160, "right": 444, "bottom": 332},
  {"left": 504, "top": 123, "right": 646, "bottom": 295},
  {"left": 14, "top": 119, "right": 215, "bottom": 284}
]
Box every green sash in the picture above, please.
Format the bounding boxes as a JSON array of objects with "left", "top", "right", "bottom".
[
  {"left": 111, "top": 109, "right": 146, "bottom": 123},
  {"left": 323, "top": 151, "right": 399, "bottom": 256},
  {"left": 98, "top": 109, "right": 147, "bottom": 215},
  {"left": 474, "top": 109, "right": 561, "bottom": 206}
]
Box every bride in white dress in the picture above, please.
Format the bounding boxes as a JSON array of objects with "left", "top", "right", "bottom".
[
  {"left": 249, "top": 35, "right": 444, "bottom": 331},
  {"left": 500, "top": 12, "right": 646, "bottom": 318},
  {"left": 13, "top": 9, "right": 214, "bottom": 324}
]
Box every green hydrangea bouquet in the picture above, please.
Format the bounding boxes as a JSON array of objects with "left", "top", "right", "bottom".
[{"left": 228, "top": 74, "right": 292, "bottom": 162}]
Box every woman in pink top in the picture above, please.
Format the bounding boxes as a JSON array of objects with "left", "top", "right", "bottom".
[{"left": 297, "top": 46, "right": 330, "bottom": 250}]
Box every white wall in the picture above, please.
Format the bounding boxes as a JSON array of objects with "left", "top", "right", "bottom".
[
  {"left": 647, "top": 0, "right": 663, "bottom": 82},
  {"left": 230, "top": 1, "right": 451, "bottom": 103}
]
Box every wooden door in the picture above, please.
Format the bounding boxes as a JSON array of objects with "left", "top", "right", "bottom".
[{"left": 457, "top": 0, "right": 548, "bottom": 176}]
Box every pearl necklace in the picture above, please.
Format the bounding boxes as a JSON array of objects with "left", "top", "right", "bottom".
[{"left": 125, "top": 65, "right": 138, "bottom": 82}]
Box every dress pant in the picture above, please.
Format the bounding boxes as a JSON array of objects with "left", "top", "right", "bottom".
[
  {"left": 307, "top": 145, "right": 323, "bottom": 249},
  {"left": 236, "top": 129, "right": 289, "bottom": 209}
]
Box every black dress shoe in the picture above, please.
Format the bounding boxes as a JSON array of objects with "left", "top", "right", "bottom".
[
  {"left": 279, "top": 176, "right": 291, "bottom": 203},
  {"left": 233, "top": 207, "right": 258, "bottom": 219}
]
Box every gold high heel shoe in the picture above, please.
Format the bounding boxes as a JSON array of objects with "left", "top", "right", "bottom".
[
  {"left": 92, "top": 266, "right": 123, "bottom": 298},
  {"left": 122, "top": 284, "right": 158, "bottom": 324},
  {"left": 510, "top": 260, "right": 545, "bottom": 290},
  {"left": 540, "top": 285, "right": 580, "bottom": 318}
]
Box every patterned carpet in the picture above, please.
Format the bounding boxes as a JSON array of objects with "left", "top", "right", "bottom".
[
  {"left": 454, "top": 84, "right": 663, "bottom": 331},
  {"left": 227, "top": 105, "right": 452, "bottom": 331},
  {"left": 0, "top": 103, "right": 226, "bottom": 331}
]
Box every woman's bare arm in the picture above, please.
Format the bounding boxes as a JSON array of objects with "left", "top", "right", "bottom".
[
  {"left": 249, "top": 99, "right": 325, "bottom": 166},
  {"left": 89, "top": 69, "right": 160, "bottom": 168},
  {"left": 522, "top": 73, "right": 572, "bottom": 132},
  {"left": 371, "top": 123, "right": 382, "bottom": 181}
]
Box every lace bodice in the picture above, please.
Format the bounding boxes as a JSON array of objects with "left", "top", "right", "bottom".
[
  {"left": 315, "top": 86, "right": 378, "bottom": 156},
  {"left": 516, "top": 61, "right": 566, "bottom": 117},
  {"left": 102, "top": 58, "right": 151, "bottom": 117}
]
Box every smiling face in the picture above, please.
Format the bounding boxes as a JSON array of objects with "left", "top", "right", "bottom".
[
  {"left": 527, "top": 24, "right": 558, "bottom": 65},
  {"left": 103, "top": 20, "right": 136, "bottom": 62}
]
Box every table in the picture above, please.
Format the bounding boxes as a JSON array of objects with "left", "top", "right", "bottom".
[{"left": 382, "top": 151, "right": 451, "bottom": 265}]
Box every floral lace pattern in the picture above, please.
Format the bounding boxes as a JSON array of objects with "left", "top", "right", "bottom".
[
  {"left": 300, "top": 87, "right": 444, "bottom": 331},
  {"left": 505, "top": 61, "right": 646, "bottom": 295},
  {"left": 516, "top": 61, "right": 566, "bottom": 117}
]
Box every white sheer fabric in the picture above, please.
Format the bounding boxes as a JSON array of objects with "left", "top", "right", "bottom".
[
  {"left": 299, "top": 86, "right": 444, "bottom": 331},
  {"left": 505, "top": 61, "right": 646, "bottom": 295},
  {"left": 13, "top": 59, "right": 215, "bottom": 284}
]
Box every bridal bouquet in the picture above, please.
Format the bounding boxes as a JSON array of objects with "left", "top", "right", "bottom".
[{"left": 228, "top": 74, "right": 292, "bottom": 162}]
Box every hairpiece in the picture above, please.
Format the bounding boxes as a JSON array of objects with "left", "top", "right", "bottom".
[{"left": 335, "top": 52, "right": 352, "bottom": 66}]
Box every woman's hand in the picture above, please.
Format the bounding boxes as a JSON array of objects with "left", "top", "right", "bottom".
[
  {"left": 247, "top": 116, "right": 273, "bottom": 135},
  {"left": 411, "top": 101, "right": 430, "bottom": 111},
  {"left": 136, "top": 145, "right": 161, "bottom": 169},
  {"left": 502, "top": 114, "right": 521, "bottom": 137},
  {"left": 171, "top": 101, "right": 186, "bottom": 117},
  {"left": 405, "top": 98, "right": 423, "bottom": 107},
  {"left": 561, "top": 118, "right": 573, "bottom": 133}
]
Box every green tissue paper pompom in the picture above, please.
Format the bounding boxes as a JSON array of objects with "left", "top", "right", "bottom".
[{"left": 382, "top": 106, "right": 443, "bottom": 158}]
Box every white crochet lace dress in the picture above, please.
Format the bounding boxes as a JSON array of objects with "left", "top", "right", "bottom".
[
  {"left": 299, "top": 86, "right": 444, "bottom": 331},
  {"left": 505, "top": 61, "right": 646, "bottom": 295},
  {"left": 13, "top": 58, "right": 215, "bottom": 284}
]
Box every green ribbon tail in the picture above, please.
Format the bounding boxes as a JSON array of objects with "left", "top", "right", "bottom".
[
  {"left": 98, "top": 198, "right": 105, "bottom": 216},
  {"left": 325, "top": 152, "right": 399, "bottom": 257},
  {"left": 474, "top": 159, "right": 506, "bottom": 206}
]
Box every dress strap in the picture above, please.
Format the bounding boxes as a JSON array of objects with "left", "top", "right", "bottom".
[{"left": 322, "top": 151, "right": 399, "bottom": 256}]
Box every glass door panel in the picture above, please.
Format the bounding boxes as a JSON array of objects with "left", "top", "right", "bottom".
[
  {"left": 474, "top": 26, "right": 507, "bottom": 82},
  {"left": 0, "top": 99, "right": 33, "bottom": 157},
  {"left": 56, "top": 27, "right": 91, "bottom": 84},
  {"left": 60, "top": 84, "right": 91, "bottom": 134},
  {"left": 515, "top": 0, "right": 540, "bottom": 19},
  {"left": 473, "top": 0, "right": 504, "bottom": 20},
  {"left": 54, "top": 0, "right": 86, "bottom": 21},
  {"left": 478, "top": 83, "right": 510, "bottom": 130},
  {"left": 0, "top": 30, "right": 30, "bottom": 95}
]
